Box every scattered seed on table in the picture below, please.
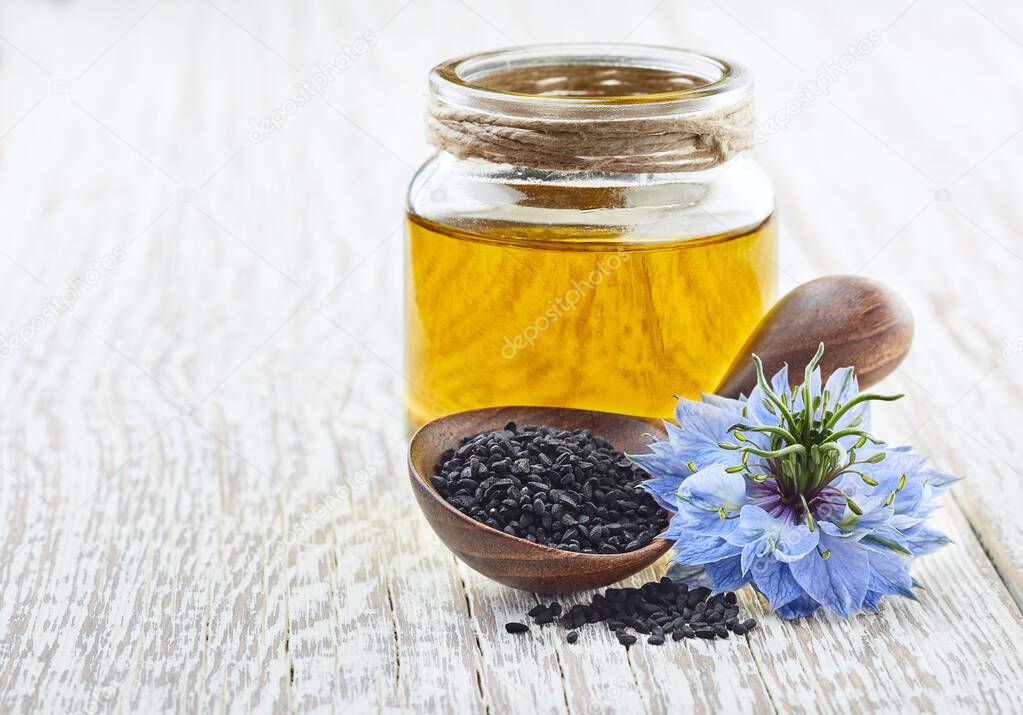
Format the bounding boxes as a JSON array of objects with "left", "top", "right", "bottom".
[
  {"left": 505, "top": 622, "right": 529, "bottom": 634},
  {"left": 508, "top": 578, "right": 757, "bottom": 649}
]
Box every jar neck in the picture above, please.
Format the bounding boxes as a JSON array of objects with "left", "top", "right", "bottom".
[
  {"left": 427, "top": 44, "right": 755, "bottom": 174},
  {"left": 430, "top": 149, "right": 752, "bottom": 184}
]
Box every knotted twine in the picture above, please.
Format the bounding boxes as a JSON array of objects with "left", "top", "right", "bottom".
[{"left": 427, "top": 93, "right": 754, "bottom": 174}]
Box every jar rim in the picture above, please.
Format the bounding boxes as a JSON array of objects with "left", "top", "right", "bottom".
[{"left": 430, "top": 43, "right": 753, "bottom": 119}]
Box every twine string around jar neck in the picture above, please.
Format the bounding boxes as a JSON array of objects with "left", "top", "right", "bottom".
[{"left": 426, "top": 48, "right": 756, "bottom": 174}]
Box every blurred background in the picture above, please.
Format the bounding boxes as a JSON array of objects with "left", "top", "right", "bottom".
[{"left": 1, "top": 0, "right": 1019, "bottom": 415}]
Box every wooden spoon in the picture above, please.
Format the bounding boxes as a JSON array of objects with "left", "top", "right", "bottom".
[
  {"left": 408, "top": 406, "right": 670, "bottom": 593},
  {"left": 717, "top": 275, "right": 914, "bottom": 399},
  {"left": 407, "top": 275, "right": 913, "bottom": 593}
]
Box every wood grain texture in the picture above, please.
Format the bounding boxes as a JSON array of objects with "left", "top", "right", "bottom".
[{"left": 1, "top": 0, "right": 1023, "bottom": 713}]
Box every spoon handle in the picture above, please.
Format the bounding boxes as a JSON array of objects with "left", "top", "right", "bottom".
[{"left": 715, "top": 275, "right": 914, "bottom": 399}]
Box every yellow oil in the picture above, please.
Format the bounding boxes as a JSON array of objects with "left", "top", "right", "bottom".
[{"left": 405, "top": 214, "right": 776, "bottom": 426}]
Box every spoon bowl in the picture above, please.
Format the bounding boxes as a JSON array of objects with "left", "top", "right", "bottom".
[{"left": 408, "top": 405, "right": 672, "bottom": 593}]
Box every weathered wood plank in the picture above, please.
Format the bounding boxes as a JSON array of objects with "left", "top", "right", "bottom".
[
  {"left": 2, "top": 0, "right": 1023, "bottom": 713},
  {"left": 743, "top": 501, "right": 1023, "bottom": 714},
  {"left": 613, "top": 565, "right": 775, "bottom": 715}
]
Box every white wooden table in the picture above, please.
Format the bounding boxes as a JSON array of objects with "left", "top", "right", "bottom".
[{"left": 2, "top": 1, "right": 1023, "bottom": 712}]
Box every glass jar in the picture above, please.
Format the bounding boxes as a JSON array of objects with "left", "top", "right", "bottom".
[{"left": 406, "top": 44, "right": 776, "bottom": 427}]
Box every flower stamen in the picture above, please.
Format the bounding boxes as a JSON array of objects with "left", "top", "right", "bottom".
[{"left": 720, "top": 345, "right": 908, "bottom": 526}]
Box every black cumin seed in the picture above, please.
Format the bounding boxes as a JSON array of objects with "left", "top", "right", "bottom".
[
  {"left": 505, "top": 622, "right": 529, "bottom": 634},
  {"left": 566, "top": 631, "right": 579, "bottom": 644},
  {"left": 430, "top": 423, "right": 668, "bottom": 554},
  {"left": 510, "top": 579, "right": 756, "bottom": 648}
]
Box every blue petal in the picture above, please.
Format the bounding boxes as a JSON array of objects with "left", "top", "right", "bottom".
[
  {"left": 629, "top": 436, "right": 690, "bottom": 479},
  {"left": 671, "top": 533, "right": 741, "bottom": 564},
  {"left": 745, "top": 364, "right": 790, "bottom": 426},
  {"left": 664, "top": 504, "right": 739, "bottom": 539},
  {"left": 675, "top": 395, "right": 744, "bottom": 433},
  {"left": 734, "top": 504, "right": 777, "bottom": 532},
  {"left": 751, "top": 558, "right": 806, "bottom": 610},
  {"left": 704, "top": 556, "right": 751, "bottom": 592},
  {"left": 789, "top": 535, "right": 869, "bottom": 616},
  {"left": 660, "top": 511, "right": 690, "bottom": 542},
  {"left": 703, "top": 394, "right": 744, "bottom": 411},
  {"left": 775, "top": 594, "right": 821, "bottom": 619},
  {"left": 741, "top": 541, "right": 766, "bottom": 573},
  {"left": 924, "top": 469, "right": 961, "bottom": 490},
  {"left": 700, "top": 392, "right": 745, "bottom": 412},
  {"left": 775, "top": 524, "right": 820, "bottom": 562},
  {"left": 668, "top": 400, "right": 746, "bottom": 469},
  {"left": 768, "top": 363, "right": 790, "bottom": 395},
  {"left": 866, "top": 549, "right": 915, "bottom": 599},
  {"left": 823, "top": 366, "right": 859, "bottom": 407},
  {"left": 862, "top": 590, "right": 885, "bottom": 611},
  {"left": 862, "top": 528, "right": 912, "bottom": 556},
  {"left": 666, "top": 561, "right": 713, "bottom": 589},
  {"left": 854, "top": 449, "right": 929, "bottom": 500},
  {"left": 905, "top": 526, "right": 950, "bottom": 555},
  {"left": 678, "top": 465, "right": 748, "bottom": 513},
  {"left": 634, "top": 463, "right": 687, "bottom": 511},
  {"left": 730, "top": 505, "right": 819, "bottom": 563},
  {"left": 823, "top": 366, "right": 869, "bottom": 431},
  {"left": 829, "top": 496, "right": 908, "bottom": 550},
  {"left": 816, "top": 521, "right": 850, "bottom": 538},
  {"left": 628, "top": 439, "right": 685, "bottom": 479}
]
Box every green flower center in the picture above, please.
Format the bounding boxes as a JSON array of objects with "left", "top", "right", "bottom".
[{"left": 715, "top": 344, "right": 908, "bottom": 531}]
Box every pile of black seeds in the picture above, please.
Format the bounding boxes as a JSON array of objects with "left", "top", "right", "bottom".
[
  {"left": 431, "top": 422, "right": 668, "bottom": 553},
  {"left": 504, "top": 578, "right": 757, "bottom": 648}
]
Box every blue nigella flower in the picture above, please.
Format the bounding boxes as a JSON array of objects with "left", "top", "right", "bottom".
[{"left": 630, "top": 345, "right": 957, "bottom": 619}]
